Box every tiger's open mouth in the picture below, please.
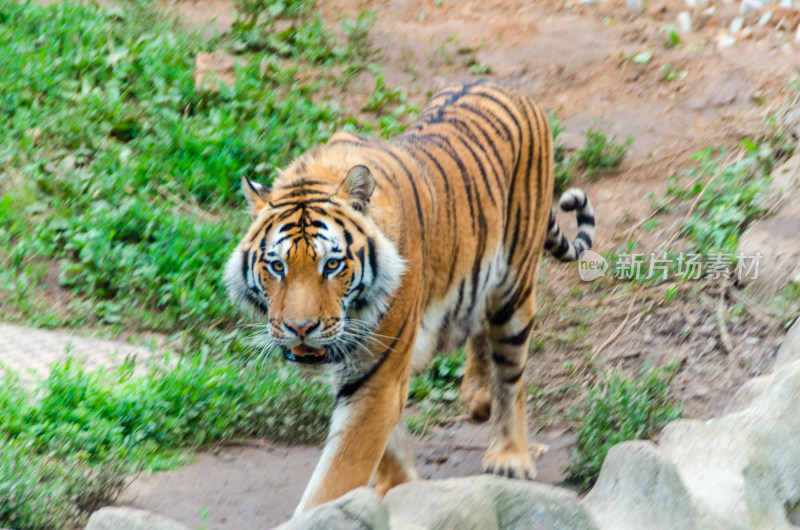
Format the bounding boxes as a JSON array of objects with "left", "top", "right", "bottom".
[{"left": 283, "top": 344, "right": 329, "bottom": 365}]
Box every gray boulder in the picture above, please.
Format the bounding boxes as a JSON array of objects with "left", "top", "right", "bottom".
[
  {"left": 275, "top": 487, "right": 389, "bottom": 530},
  {"left": 582, "top": 441, "right": 702, "bottom": 530},
  {"left": 583, "top": 318, "right": 800, "bottom": 529},
  {"left": 85, "top": 507, "right": 188, "bottom": 530},
  {"left": 385, "top": 475, "right": 597, "bottom": 530}
]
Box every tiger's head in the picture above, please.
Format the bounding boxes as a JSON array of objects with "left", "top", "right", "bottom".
[{"left": 225, "top": 165, "right": 405, "bottom": 367}]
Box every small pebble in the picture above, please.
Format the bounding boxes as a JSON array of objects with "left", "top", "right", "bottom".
[
  {"left": 757, "top": 12, "right": 772, "bottom": 25},
  {"left": 718, "top": 34, "right": 737, "bottom": 48},
  {"left": 627, "top": 0, "right": 643, "bottom": 15},
  {"left": 730, "top": 16, "right": 744, "bottom": 33},
  {"left": 678, "top": 11, "right": 693, "bottom": 31},
  {"left": 740, "top": 0, "right": 766, "bottom": 14}
]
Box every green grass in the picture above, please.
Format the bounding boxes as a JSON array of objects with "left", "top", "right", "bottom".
[
  {"left": 549, "top": 112, "right": 573, "bottom": 193},
  {"left": 548, "top": 115, "right": 631, "bottom": 192},
  {"left": 0, "top": 354, "right": 332, "bottom": 529},
  {"left": 407, "top": 351, "right": 465, "bottom": 434},
  {"left": 0, "top": 0, "right": 383, "bottom": 348},
  {"left": 0, "top": 1, "right": 400, "bottom": 526},
  {"left": 576, "top": 124, "right": 632, "bottom": 177},
  {"left": 564, "top": 362, "right": 683, "bottom": 489},
  {"left": 667, "top": 139, "right": 782, "bottom": 256}
]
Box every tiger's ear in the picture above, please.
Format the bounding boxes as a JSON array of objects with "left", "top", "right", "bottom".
[
  {"left": 338, "top": 165, "right": 375, "bottom": 213},
  {"left": 241, "top": 176, "right": 269, "bottom": 217}
]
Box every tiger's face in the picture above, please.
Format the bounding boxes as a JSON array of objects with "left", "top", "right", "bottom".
[{"left": 225, "top": 165, "right": 405, "bottom": 367}]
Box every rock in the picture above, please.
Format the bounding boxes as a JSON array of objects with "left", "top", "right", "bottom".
[
  {"left": 85, "top": 507, "right": 188, "bottom": 530},
  {"left": 717, "top": 34, "right": 737, "bottom": 48},
  {"left": 735, "top": 154, "right": 800, "bottom": 300},
  {"left": 659, "top": 360, "right": 800, "bottom": 529},
  {"left": 684, "top": 0, "right": 707, "bottom": 8},
  {"left": 774, "top": 315, "right": 800, "bottom": 369},
  {"left": 385, "top": 475, "right": 598, "bottom": 530},
  {"left": 275, "top": 488, "right": 390, "bottom": 530},
  {"left": 626, "top": 0, "right": 644, "bottom": 15},
  {"left": 740, "top": 0, "right": 767, "bottom": 15},
  {"left": 730, "top": 16, "right": 745, "bottom": 33},
  {"left": 677, "top": 11, "right": 693, "bottom": 31},
  {"left": 583, "top": 441, "right": 703, "bottom": 529}
]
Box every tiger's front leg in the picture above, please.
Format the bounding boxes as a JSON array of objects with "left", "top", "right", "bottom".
[{"left": 294, "top": 359, "right": 412, "bottom": 515}]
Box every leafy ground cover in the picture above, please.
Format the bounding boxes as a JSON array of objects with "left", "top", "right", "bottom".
[
  {"left": 0, "top": 354, "right": 332, "bottom": 528},
  {"left": 0, "top": 0, "right": 360, "bottom": 526}
]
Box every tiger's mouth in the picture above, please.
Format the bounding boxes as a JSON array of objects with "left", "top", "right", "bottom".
[{"left": 283, "top": 344, "right": 329, "bottom": 365}]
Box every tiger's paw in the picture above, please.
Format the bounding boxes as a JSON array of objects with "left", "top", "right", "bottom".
[
  {"left": 460, "top": 383, "right": 492, "bottom": 422},
  {"left": 482, "top": 450, "right": 536, "bottom": 480}
]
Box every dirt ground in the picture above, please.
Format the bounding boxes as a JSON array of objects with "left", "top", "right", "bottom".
[{"left": 120, "top": 0, "right": 800, "bottom": 527}]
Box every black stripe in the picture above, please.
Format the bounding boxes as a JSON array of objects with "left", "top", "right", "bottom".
[
  {"left": 502, "top": 369, "right": 524, "bottom": 385},
  {"left": 337, "top": 352, "right": 389, "bottom": 400},
  {"left": 404, "top": 132, "right": 478, "bottom": 232},
  {"left": 366, "top": 237, "right": 378, "bottom": 282},
  {"left": 499, "top": 319, "right": 535, "bottom": 346},
  {"left": 489, "top": 297, "right": 516, "bottom": 327},
  {"left": 576, "top": 232, "right": 592, "bottom": 246},
  {"left": 577, "top": 214, "right": 595, "bottom": 227},
  {"left": 491, "top": 352, "right": 518, "bottom": 367},
  {"left": 553, "top": 236, "right": 570, "bottom": 258},
  {"left": 244, "top": 292, "right": 268, "bottom": 316},
  {"left": 445, "top": 118, "right": 500, "bottom": 205}
]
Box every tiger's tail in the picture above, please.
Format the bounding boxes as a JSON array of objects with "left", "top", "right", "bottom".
[{"left": 545, "top": 188, "right": 595, "bottom": 262}]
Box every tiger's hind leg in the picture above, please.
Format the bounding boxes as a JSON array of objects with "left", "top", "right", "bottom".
[
  {"left": 460, "top": 327, "right": 493, "bottom": 422},
  {"left": 481, "top": 291, "right": 537, "bottom": 480}
]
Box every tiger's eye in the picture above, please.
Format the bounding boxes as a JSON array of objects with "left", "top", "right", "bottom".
[
  {"left": 325, "top": 258, "right": 341, "bottom": 271},
  {"left": 271, "top": 261, "right": 284, "bottom": 273}
]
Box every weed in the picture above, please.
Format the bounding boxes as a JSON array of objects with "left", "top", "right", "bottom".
[
  {"left": 661, "top": 63, "right": 688, "bottom": 82},
  {"left": 0, "top": 354, "right": 332, "bottom": 528},
  {"left": 770, "top": 278, "right": 800, "bottom": 328},
  {"left": 661, "top": 25, "right": 681, "bottom": 47},
  {"left": 640, "top": 219, "right": 660, "bottom": 232},
  {"left": 664, "top": 285, "right": 678, "bottom": 304},
  {"left": 467, "top": 61, "right": 492, "bottom": 75},
  {"left": 564, "top": 362, "right": 683, "bottom": 489},
  {"left": 549, "top": 112, "right": 575, "bottom": 193},
  {"left": 668, "top": 139, "right": 780, "bottom": 255},
  {"left": 363, "top": 70, "right": 420, "bottom": 138},
  {"left": 340, "top": 10, "right": 376, "bottom": 64},
  {"left": 409, "top": 351, "right": 465, "bottom": 403},
  {"left": 576, "top": 125, "right": 632, "bottom": 177},
  {"left": 407, "top": 351, "right": 465, "bottom": 434}
]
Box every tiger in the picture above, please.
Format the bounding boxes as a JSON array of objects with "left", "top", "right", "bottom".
[{"left": 224, "top": 79, "right": 595, "bottom": 515}]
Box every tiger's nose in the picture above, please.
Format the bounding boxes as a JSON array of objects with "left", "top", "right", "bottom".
[{"left": 285, "top": 320, "right": 320, "bottom": 338}]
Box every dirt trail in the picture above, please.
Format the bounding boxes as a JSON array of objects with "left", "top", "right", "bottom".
[
  {"left": 121, "top": 0, "right": 799, "bottom": 527},
  {"left": 119, "top": 426, "right": 575, "bottom": 528}
]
